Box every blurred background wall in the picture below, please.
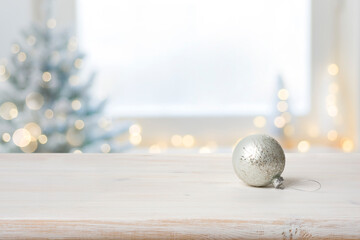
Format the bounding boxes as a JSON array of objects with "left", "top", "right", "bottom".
[{"left": 0, "top": 0, "right": 359, "bottom": 153}]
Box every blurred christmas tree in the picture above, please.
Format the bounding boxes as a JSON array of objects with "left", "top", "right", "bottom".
[{"left": 0, "top": 4, "right": 130, "bottom": 153}]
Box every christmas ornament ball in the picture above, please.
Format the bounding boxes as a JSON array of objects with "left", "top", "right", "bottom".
[{"left": 232, "top": 134, "right": 285, "bottom": 188}]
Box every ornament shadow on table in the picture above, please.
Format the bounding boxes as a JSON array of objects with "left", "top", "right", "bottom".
[
  {"left": 0, "top": 4, "right": 131, "bottom": 153},
  {"left": 232, "top": 134, "right": 321, "bottom": 191}
]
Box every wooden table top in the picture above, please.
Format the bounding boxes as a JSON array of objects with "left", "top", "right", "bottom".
[{"left": 0, "top": 153, "right": 359, "bottom": 239}]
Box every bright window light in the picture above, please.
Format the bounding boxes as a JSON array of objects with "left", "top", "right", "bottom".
[{"left": 77, "top": 0, "right": 310, "bottom": 117}]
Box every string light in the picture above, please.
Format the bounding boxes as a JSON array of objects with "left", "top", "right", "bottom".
[
  {"left": 283, "top": 125, "right": 294, "bottom": 137},
  {"left": 327, "top": 130, "right": 338, "bottom": 141},
  {"left": 2, "top": 133, "right": 11, "bottom": 142},
  {"left": 277, "top": 101, "right": 288, "bottom": 112},
  {"left": 69, "top": 75, "right": 80, "bottom": 86},
  {"left": 21, "top": 137, "right": 38, "bottom": 153},
  {"left": 71, "top": 99, "right": 82, "bottom": 111},
  {"left": 329, "top": 83, "right": 339, "bottom": 94},
  {"left": 129, "top": 134, "right": 142, "bottom": 145},
  {"left": 24, "top": 122, "right": 42, "bottom": 138},
  {"left": 27, "top": 35, "right": 36, "bottom": 46},
  {"left": 45, "top": 109, "right": 54, "bottom": 119},
  {"left": 0, "top": 65, "right": 5, "bottom": 75},
  {"left": 253, "top": 116, "right": 266, "bottom": 128},
  {"left": 12, "top": 128, "right": 32, "bottom": 147},
  {"left": 328, "top": 64, "right": 339, "bottom": 76},
  {"left": 0, "top": 102, "right": 18, "bottom": 120},
  {"left": 278, "top": 88, "right": 289, "bottom": 100},
  {"left": 171, "top": 135, "right": 182, "bottom": 147},
  {"left": 307, "top": 125, "right": 319, "bottom": 138},
  {"left": 47, "top": 18, "right": 57, "bottom": 29},
  {"left": 11, "top": 44, "right": 20, "bottom": 54},
  {"left": 199, "top": 141, "right": 217, "bottom": 153},
  {"left": 341, "top": 138, "right": 354, "bottom": 152},
  {"left": 74, "top": 58, "right": 83, "bottom": 69},
  {"left": 149, "top": 144, "right": 162, "bottom": 153},
  {"left": 327, "top": 105, "right": 338, "bottom": 117},
  {"left": 98, "top": 117, "right": 112, "bottom": 129},
  {"left": 66, "top": 128, "right": 85, "bottom": 147},
  {"left": 74, "top": 119, "right": 85, "bottom": 130},
  {"left": 17, "top": 52, "right": 27, "bottom": 62},
  {"left": 274, "top": 116, "right": 286, "bottom": 128},
  {"left": 297, "top": 140, "right": 310, "bottom": 153},
  {"left": 38, "top": 134, "right": 48, "bottom": 144},
  {"left": 26, "top": 92, "right": 44, "bottom": 110},
  {"left": 129, "top": 124, "right": 142, "bottom": 135},
  {"left": 42, "top": 72, "right": 52, "bottom": 82},
  {"left": 101, "top": 143, "right": 111, "bottom": 153},
  {"left": 281, "top": 112, "right": 292, "bottom": 123},
  {"left": 183, "top": 135, "right": 195, "bottom": 148},
  {"left": 67, "top": 37, "right": 78, "bottom": 52}
]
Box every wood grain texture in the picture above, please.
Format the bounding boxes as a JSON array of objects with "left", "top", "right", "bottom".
[{"left": 0, "top": 153, "right": 359, "bottom": 239}]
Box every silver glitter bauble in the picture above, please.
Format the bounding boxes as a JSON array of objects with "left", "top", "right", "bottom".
[{"left": 232, "top": 134, "right": 285, "bottom": 188}]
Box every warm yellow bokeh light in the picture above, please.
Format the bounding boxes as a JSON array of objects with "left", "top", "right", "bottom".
[
  {"left": 98, "top": 117, "right": 112, "bottom": 129},
  {"left": 0, "top": 102, "right": 18, "bottom": 120},
  {"left": 149, "top": 144, "right": 162, "bottom": 153},
  {"left": 326, "top": 94, "right": 336, "bottom": 106},
  {"left": 277, "top": 101, "right": 288, "bottom": 112},
  {"left": 183, "top": 134, "right": 195, "bottom": 148},
  {"left": 69, "top": 75, "right": 80, "bottom": 86},
  {"left": 66, "top": 128, "right": 85, "bottom": 147},
  {"left": 74, "top": 58, "right": 83, "bottom": 69},
  {"left": 47, "top": 18, "right": 57, "bottom": 29},
  {"left": 0, "top": 65, "right": 5, "bottom": 75},
  {"left": 67, "top": 37, "right": 78, "bottom": 52},
  {"left": 12, "top": 128, "right": 32, "bottom": 147},
  {"left": 327, "top": 130, "right": 338, "bottom": 141},
  {"left": 21, "top": 136, "right": 38, "bottom": 153},
  {"left": 327, "top": 105, "right": 338, "bottom": 117},
  {"left": 129, "top": 134, "right": 142, "bottom": 145},
  {"left": 129, "top": 124, "right": 142, "bottom": 135},
  {"left": 171, "top": 135, "right": 182, "bottom": 147},
  {"left": 253, "top": 116, "right": 266, "bottom": 128},
  {"left": 199, "top": 147, "right": 212, "bottom": 153},
  {"left": 71, "top": 99, "right": 82, "bottom": 111},
  {"left": 73, "top": 149, "right": 82, "bottom": 154},
  {"left": 307, "top": 125, "right": 319, "bottom": 138},
  {"left": 38, "top": 134, "right": 48, "bottom": 144},
  {"left": 27, "top": 35, "right": 36, "bottom": 46},
  {"left": 281, "top": 112, "right": 292, "bottom": 123},
  {"left": 283, "top": 125, "right": 294, "bottom": 137},
  {"left": 328, "top": 83, "right": 339, "bottom": 94},
  {"left": 45, "top": 109, "right": 54, "bottom": 119},
  {"left": 274, "top": 116, "right": 286, "bottom": 128},
  {"left": 297, "top": 140, "right": 310, "bottom": 153},
  {"left": 278, "top": 88, "right": 289, "bottom": 100},
  {"left": 42, "top": 72, "right": 52, "bottom": 82},
  {"left": 328, "top": 64, "right": 339, "bottom": 76},
  {"left": 24, "top": 122, "right": 42, "bottom": 138},
  {"left": 11, "top": 44, "right": 20, "bottom": 54},
  {"left": 75, "top": 119, "right": 85, "bottom": 130},
  {"left": 342, "top": 138, "right": 354, "bottom": 152},
  {"left": 26, "top": 92, "right": 44, "bottom": 110},
  {"left": 17, "top": 52, "right": 27, "bottom": 62},
  {"left": 101, "top": 143, "right": 111, "bottom": 153},
  {"left": 2, "top": 132, "right": 11, "bottom": 142}
]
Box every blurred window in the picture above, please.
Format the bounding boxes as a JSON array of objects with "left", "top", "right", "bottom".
[{"left": 77, "top": 0, "right": 310, "bottom": 117}]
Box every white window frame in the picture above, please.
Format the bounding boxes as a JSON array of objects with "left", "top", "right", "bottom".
[{"left": 32, "top": 0, "right": 360, "bottom": 149}]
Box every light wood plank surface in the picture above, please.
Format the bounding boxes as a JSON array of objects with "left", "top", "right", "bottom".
[{"left": 0, "top": 153, "right": 359, "bottom": 239}]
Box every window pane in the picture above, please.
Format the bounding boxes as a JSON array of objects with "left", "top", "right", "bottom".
[{"left": 77, "top": 0, "right": 310, "bottom": 116}]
